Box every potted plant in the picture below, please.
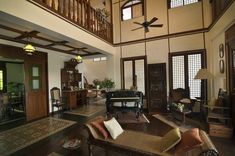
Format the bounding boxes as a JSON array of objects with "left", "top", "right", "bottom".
[
  {"left": 93, "top": 79, "right": 101, "bottom": 89},
  {"left": 100, "top": 78, "right": 115, "bottom": 91}
]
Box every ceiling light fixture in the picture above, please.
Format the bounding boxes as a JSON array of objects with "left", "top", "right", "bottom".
[
  {"left": 23, "top": 43, "right": 36, "bottom": 55},
  {"left": 76, "top": 55, "right": 83, "bottom": 63},
  {"left": 23, "top": 36, "right": 36, "bottom": 55}
]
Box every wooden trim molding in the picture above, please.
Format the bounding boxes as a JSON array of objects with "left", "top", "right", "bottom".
[{"left": 114, "top": 28, "right": 207, "bottom": 46}]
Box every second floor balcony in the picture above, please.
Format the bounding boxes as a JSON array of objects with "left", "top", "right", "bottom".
[{"left": 30, "top": 0, "right": 113, "bottom": 43}]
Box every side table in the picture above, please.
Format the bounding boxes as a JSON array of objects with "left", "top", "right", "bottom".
[{"left": 172, "top": 108, "right": 191, "bottom": 123}]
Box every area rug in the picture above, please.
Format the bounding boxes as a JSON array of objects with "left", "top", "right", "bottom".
[
  {"left": 65, "top": 105, "right": 106, "bottom": 117},
  {"left": 108, "top": 112, "right": 150, "bottom": 124},
  {"left": 153, "top": 114, "right": 204, "bottom": 132},
  {"left": 0, "top": 117, "right": 76, "bottom": 156}
]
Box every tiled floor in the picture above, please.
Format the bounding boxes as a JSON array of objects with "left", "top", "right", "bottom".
[{"left": 0, "top": 109, "right": 235, "bottom": 156}]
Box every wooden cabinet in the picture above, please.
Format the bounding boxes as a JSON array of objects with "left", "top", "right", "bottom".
[
  {"left": 63, "top": 91, "right": 77, "bottom": 109},
  {"left": 77, "top": 90, "right": 88, "bottom": 105},
  {"left": 61, "top": 59, "right": 82, "bottom": 90},
  {"left": 63, "top": 90, "right": 87, "bottom": 109}
]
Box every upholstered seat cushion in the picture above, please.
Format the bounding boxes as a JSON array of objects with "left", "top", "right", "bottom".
[
  {"left": 160, "top": 128, "right": 181, "bottom": 152},
  {"left": 104, "top": 117, "right": 124, "bottom": 139},
  {"left": 113, "top": 102, "right": 137, "bottom": 107},
  {"left": 91, "top": 117, "right": 109, "bottom": 139},
  {"left": 176, "top": 128, "right": 203, "bottom": 153}
]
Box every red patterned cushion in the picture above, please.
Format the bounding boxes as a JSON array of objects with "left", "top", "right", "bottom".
[
  {"left": 176, "top": 128, "right": 203, "bottom": 153},
  {"left": 91, "top": 118, "right": 109, "bottom": 139}
]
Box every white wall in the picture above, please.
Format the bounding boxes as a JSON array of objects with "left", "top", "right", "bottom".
[
  {"left": 78, "top": 58, "right": 108, "bottom": 85},
  {"left": 112, "top": 0, "right": 208, "bottom": 43},
  {"left": 112, "top": 1, "right": 235, "bottom": 103},
  {"left": 205, "top": 2, "right": 235, "bottom": 100}
]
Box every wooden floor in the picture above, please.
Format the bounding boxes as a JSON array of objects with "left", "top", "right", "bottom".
[{"left": 1, "top": 111, "right": 235, "bottom": 156}]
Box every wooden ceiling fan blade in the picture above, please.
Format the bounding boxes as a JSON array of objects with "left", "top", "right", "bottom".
[
  {"left": 131, "top": 27, "right": 143, "bottom": 31},
  {"left": 150, "top": 24, "right": 163, "bottom": 27},
  {"left": 145, "top": 27, "right": 149, "bottom": 33},
  {"left": 133, "top": 22, "right": 143, "bottom": 26},
  {"left": 148, "top": 17, "right": 158, "bottom": 25}
]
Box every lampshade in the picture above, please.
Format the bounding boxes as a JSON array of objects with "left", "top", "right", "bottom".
[
  {"left": 75, "top": 55, "right": 82, "bottom": 63},
  {"left": 194, "top": 69, "right": 214, "bottom": 80},
  {"left": 23, "top": 44, "right": 36, "bottom": 55}
]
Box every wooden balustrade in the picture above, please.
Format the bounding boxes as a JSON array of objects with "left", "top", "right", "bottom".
[{"left": 31, "top": 0, "right": 113, "bottom": 43}]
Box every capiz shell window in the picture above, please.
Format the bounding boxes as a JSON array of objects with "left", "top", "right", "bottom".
[
  {"left": 121, "top": 0, "right": 143, "bottom": 21},
  {"left": 169, "top": 0, "right": 200, "bottom": 8}
]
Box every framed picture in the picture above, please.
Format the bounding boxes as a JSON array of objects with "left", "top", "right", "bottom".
[
  {"left": 219, "top": 60, "right": 224, "bottom": 73},
  {"left": 219, "top": 44, "right": 224, "bottom": 58}
]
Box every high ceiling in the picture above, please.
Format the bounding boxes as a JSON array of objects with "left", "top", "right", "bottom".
[{"left": 0, "top": 13, "right": 104, "bottom": 57}]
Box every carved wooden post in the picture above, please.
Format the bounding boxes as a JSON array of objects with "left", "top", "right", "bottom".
[{"left": 88, "top": 142, "right": 93, "bottom": 156}]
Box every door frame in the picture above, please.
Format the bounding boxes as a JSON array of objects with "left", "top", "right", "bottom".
[
  {"left": 225, "top": 23, "right": 235, "bottom": 133},
  {"left": 121, "top": 55, "right": 147, "bottom": 96},
  {"left": 168, "top": 49, "right": 206, "bottom": 99},
  {"left": 0, "top": 44, "right": 49, "bottom": 121},
  {"left": 147, "top": 63, "right": 167, "bottom": 113}
]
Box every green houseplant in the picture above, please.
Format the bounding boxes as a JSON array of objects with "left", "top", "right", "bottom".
[
  {"left": 93, "top": 79, "right": 101, "bottom": 89},
  {"left": 100, "top": 78, "right": 115, "bottom": 91}
]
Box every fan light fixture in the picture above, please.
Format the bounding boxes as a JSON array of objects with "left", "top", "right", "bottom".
[
  {"left": 23, "top": 43, "right": 36, "bottom": 55},
  {"left": 76, "top": 55, "right": 83, "bottom": 63}
]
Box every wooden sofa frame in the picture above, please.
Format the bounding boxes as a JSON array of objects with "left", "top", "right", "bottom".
[{"left": 84, "top": 123, "right": 219, "bottom": 156}]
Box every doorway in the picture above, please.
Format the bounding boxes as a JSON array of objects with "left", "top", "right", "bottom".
[
  {"left": 0, "top": 45, "right": 48, "bottom": 122},
  {"left": 0, "top": 59, "right": 26, "bottom": 125}
]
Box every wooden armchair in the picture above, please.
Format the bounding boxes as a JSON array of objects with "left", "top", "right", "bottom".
[
  {"left": 50, "top": 87, "right": 67, "bottom": 114},
  {"left": 169, "top": 87, "right": 195, "bottom": 112}
]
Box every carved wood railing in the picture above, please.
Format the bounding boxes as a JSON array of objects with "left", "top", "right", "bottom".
[{"left": 30, "top": 0, "right": 113, "bottom": 43}]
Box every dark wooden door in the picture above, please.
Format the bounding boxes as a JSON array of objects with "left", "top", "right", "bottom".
[{"left": 148, "top": 63, "right": 167, "bottom": 113}]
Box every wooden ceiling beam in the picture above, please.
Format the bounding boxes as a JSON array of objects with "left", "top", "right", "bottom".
[
  {"left": 0, "top": 24, "right": 102, "bottom": 57},
  {"left": 15, "top": 30, "right": 40, "bottom": 40}
]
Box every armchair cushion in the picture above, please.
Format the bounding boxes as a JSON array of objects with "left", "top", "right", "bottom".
[
  {"left": 91, "top": 117, "right": 109, "bottom": 139},
  {"left": 104, "top": 117, "right": 124, "bottom": 139},
  {"left": 176, "top": 128, "right": 203, "bottom": 153},
  {"left": 160, "top": 128, "right": 181, "bottom": 152}
]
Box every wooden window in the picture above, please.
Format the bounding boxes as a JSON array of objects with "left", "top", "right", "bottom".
[
  {"left": 168, "top": 0, "right": 200, "bottom": 8},
  {"left": 121, "top": 0, "right": 144, "bottom": 21},
  {"left": 0, "top": 62, "right": 6, "bottom": 93},
  {"left": 169, "top": 50, "right": 206, "bottom": 99},
  {"left": 122, "top": 56, "right": 146, "bottom": 95},
  {"left": 93, "top": 57, "right": 107, "bottom": 62},
  {"left": 0, "top": 70, "right": 3, "bottom": 91}
]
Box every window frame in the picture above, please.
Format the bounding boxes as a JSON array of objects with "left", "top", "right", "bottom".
[
  {"left": 121, "top": 55, "right": 147, "bottom": 96},
  {"left": 121, "top": 0, "right": 144, "bottom": 21},
  {"left": 0, "top": 62, "right": 7, "bottom": 93},
  {"left": 168, "top": 0, "right": 201, "bottom": 9},
  {"left": 169, "top": 49, "right": 206, "bottom": 99}
]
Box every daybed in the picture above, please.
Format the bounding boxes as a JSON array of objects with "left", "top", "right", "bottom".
[{"left": 85, "top": 121, "right": 218, "bottom": 156}]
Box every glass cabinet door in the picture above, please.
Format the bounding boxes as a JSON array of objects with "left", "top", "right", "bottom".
[{"left": 30, "top": 65, "right": 41, "bottom": 90}]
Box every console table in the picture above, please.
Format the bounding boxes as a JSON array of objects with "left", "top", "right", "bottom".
[{"left": 106, "top": 90, "right": 143, "bottom": 118}]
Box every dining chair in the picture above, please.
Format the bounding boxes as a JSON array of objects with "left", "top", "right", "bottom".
[{"left": 50, "top": 87, "right": 67, "bottom": 114}]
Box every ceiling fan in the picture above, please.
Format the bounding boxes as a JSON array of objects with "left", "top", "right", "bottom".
[{"left": 132, "top": 17, "right": 163, "bottom": 33}]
